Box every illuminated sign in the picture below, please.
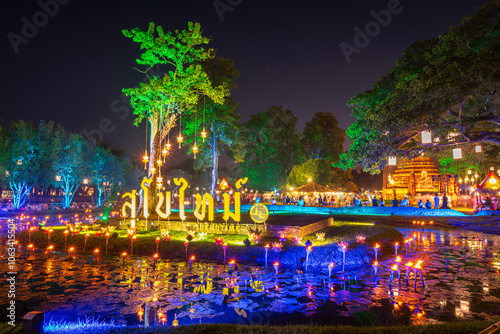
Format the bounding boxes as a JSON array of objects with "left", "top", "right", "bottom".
[{"left": 122, "top": 177, "right": 248, "bottom": 227}]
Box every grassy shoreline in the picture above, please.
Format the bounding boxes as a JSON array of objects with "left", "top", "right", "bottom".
[{"left": 1, "top": 320, "right": 498, "bottom": 334}]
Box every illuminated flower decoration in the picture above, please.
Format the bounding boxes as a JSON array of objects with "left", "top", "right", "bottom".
[
  {"left": 249, "top": 233, "right": 262, "bottom": 244},
  {"left": 197, "top": 232, "right": 207, "bottom": 241},
  {"left": 127, "top": 228, "right": 137, "bottom": 238},
  {"left": 292, "top": 237, "right": 302, "bottom": 245},
  {"left": 272, "top": 242, "right": 283, "bottom": 252},
  {"left": 316, "top": 232, "right": 326, "bottom": 241},
  {"left": 160, "top": 229, "right": 172, "bottom": 242},
  {"left": 356, "top": 235, "right": 366, "bottom": 243},
  {"left": 337, "top": 241, "right": 349, "bottom": 251},
  {"left": 214, "top": 236, "right": 224, "bottom": 246},
  {"left": 279, "top": 234, "right": 288, "bottom": 242}
]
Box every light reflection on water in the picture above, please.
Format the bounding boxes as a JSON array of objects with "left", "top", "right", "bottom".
[{"left": 1, "top": 225, "right": 500, "bottom": 327}]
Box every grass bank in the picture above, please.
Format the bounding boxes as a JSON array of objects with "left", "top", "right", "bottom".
[{"left": 2, "top": 320, "right": 497, "bottom": 334}]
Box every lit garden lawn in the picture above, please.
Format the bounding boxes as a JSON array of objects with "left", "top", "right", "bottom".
[{"left": 304, "top": 221, "right": 403, "bottom": 249}]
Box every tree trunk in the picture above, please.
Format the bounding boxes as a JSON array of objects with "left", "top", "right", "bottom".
[{"left": 211, "top": 133, "right": 218, "bottom": 198}]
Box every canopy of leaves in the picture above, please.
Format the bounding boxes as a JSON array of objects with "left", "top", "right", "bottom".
[
  {"left": 239, "top": 106, "right": 303, "bottom": 191},
  {"left": 338, "top": 0, "right": 500, "bottom": 173},
  {"left": 302, "top": 112, "right": 345, "bottom": 162},
  {"left": 287, "top": 159, "right": 359, "bottom": 192}
]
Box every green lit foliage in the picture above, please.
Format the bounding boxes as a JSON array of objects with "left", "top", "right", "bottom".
[
  {"left": 0, "top": 121, "right": 60, "bottom": 209},
  {"left": 287, "top": 159, "right": 358, "bottom": 192},
  {"left": 302, "top": 112, "right": 345, "bottom": 162},
  {"left": 122, "top": 22, "right": 229, "bottom": 189},
  {"left": 240, "top": 106, "right": 303, "bottom": 191},
  {"left": 338, "top": 0, "right": 500, "bottom": 173},
  {"left": 287, "top": 159, "right": 332, "bottom": 186},
  {"left": 183, "top": 56, "right": 245, "bottom": 196}
]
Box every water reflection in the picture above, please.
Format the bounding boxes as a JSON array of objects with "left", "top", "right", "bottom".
[{"left": 1, "top": 226, "right": 500, "bottom": 327}]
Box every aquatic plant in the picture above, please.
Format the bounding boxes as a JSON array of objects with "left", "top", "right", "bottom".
[{"left": 43, "top": 316, "right": 125, "bottom": 333}]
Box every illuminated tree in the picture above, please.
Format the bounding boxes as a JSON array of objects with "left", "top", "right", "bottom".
[
  {"left": 0, "top": 121, "right": 58, "bottom": 209},
  {"left": 52, "top": 132, "right": 91, "bottom": 209},
  {"left": 302, "top": 112, "right": 345, "bottom": 162},
  {"left": 89, "top": 146, "right": 125, "bottom": 208},
  {"left": 287, "top": 159, "right": 358, "bottom": 192},
  {"left": 339, "top": 0, "right": 500, "bottom": 173},
  {"left": 122, "top": 22, "right": 229, "bottom": 206},
  {"left": 240, "top": 106, "right": 303, "bottom": 191}
]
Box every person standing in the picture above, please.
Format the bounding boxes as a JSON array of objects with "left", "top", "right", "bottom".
[{"left": 434, "top": 193, "right": 440, "bottom": 209}]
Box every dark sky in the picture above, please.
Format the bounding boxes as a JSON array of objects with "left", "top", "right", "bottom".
[{"left": 0, "top": 0, "right": 487, "bottom": 162}]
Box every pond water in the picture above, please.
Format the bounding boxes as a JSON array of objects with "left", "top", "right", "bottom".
[{"left": 1, "top": 225, "right": 500, "bottom": 329}]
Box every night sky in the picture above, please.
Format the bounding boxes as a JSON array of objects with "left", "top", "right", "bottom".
[{"left": 0, "top": 0, "right": 487, "bottom": 162}]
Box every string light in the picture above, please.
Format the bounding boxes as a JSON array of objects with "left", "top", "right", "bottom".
[{"left": 201, "top": 95, "right": 207, "bottom": 142}]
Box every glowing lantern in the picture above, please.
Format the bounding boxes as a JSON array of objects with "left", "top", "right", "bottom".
[
  {"left": 421, "top": 131, "right": 432, "bottom": 144},
  {"left": 177, "top": 134, "right": 184, "bottom": 148},
  {"left": 157, "top": 159, "right": 163, "bottom": 167},
  {"left": 192, "top": 145, "right": 198, "bottom": 159},
  {"left": 201, "top": 129, "right": 207, "bottom": 142},
  {"left": 142, "top": 152, "right": 149, "bottom": 169},
  {"left": 166, "top": 142, "right": 171, "bottom": 151},
  {"left": 476, "top": 145, "right": 482, "bottom": 152},
  {"left": 157, "top": 177, "right": 163, "bottom": 187},
  {"left": 453, "top": 148, "right": 462, "bottom": 159},
  {"left": 388, "top": 156, "right": 397, "bottom": 166},
  {"left": 162, "top": 147, "right": 168, "bottom": 157},
  {"left": 150, "top": 167, "right": 156, "bottom": 174}
]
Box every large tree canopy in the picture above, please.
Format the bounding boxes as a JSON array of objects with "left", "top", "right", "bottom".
[
  {"left": 240, "top": 106, "right": 302, "bottom": 191},
  {"left": 302, "top": 112, "right": 345, "bottom": 162},
  {"left": 339, "top": 0, "right": 500, "bottom": 173}
]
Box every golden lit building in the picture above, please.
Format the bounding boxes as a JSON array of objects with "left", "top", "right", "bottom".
[{"left": 383, "top": 157, "right": 457, "bottom": 200}]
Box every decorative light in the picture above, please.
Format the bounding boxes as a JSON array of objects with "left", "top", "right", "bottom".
[
  {"left": 201, "top": 130, "right": 207, "bottom": 142},
  {"left": 468, "top": 170, "right": 472, "bottom": 175},
  {"left": 55, "top": 175, "right": 61, "bottom": 182},
  {"left": 157, "top": 177, "right": 163, "bottom": 186},
  {"left": 476, "top": 145, "right": 482, "bottom": 153},
  {"left": 421, "top": 131, "right": 432, "bottom": 144},
  {"left": 143, "top": 152, "right": 149, "bottom": 169},
  {"left": 177, "top": 134, "right": 183, "bottom": 148},
  {"left": 192, "top": 145, "right": 198, "bottom": 159},
  {"left": 388, "top": 156, "right": 397, "bottom": 166},
  {"left": 166, "top": 142, "right": 171, "bottom": 151},
  {"left": 474, "top": 173, "right": 479, "bottom": 179},
  {"left": 489, "top": 178, "right": 497, "bottom": 185},
  {"left": 458, "top": 178, "right": 463, "bottom": 183},
  {"left": 83, "top": 179, "right": 89, "bottom": 184},
  {"left": 150, "top": 167, "right": 156, "bottom": 174},
  {"left": 162, "top": 147, "right": 168, "bottom": 157},
  {"left": 453, "top": 148, "right": 462, "bottom": 159},
  {"left": 465, "top": 176, "right": 469, "bottom": 183},
  {"left": 157, "top": 159, "right": 162, "bottom": 167}
]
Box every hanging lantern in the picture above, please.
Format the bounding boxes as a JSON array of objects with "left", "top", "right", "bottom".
[
  {"left": 468, "top": 170, "right": 472, "bottom": 175},
  {"left": 193, "top": 145, "right": 198, "bottom": 159},
  {"left": 476, "top": 145, "right": 482, "bottom": 153},
  {"left": 201, "top": 129, "right": 207, "bottom": 142},
  {"left": 177, "top": 134, "right": 183, "bottom": 148},
  {"left": 453, "top": 148, "right": 462, "bottom": 159},
  {"left": 458, "top": 178, "right": 463, "bottom": 183},
  {"left": 150, "top": 167, "right": 156, "bottom": 174},
  {"left": 162, "top": 147, "right": 168, "bottom": 157},
  {"left": 474, "top": 173, "right": 479, "bottom": 179},
  {"left": 421, "top": 131, "right": 432, "bottom": 144},
  {"left": 465, "top": 176, "right": 469, "bottom": 183},
  {"left": 157, "top": 177, "right": 163, "bottom": 187},
  {"left": 388, "top": 156, "right": 397, "bottom": 166},
  {"left": 142, "top": 153, "right": 149, "bottom": 169}
]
